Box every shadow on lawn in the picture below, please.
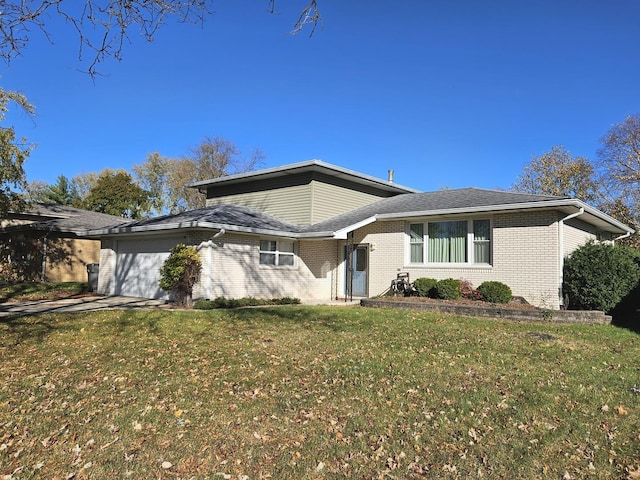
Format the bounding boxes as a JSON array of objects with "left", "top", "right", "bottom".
[
  {"left": 0, "top": 282, "right": 91, "bottom": 303},
  {"left": 0, "top": 309, "right": 164, "bottom": 345},
  {"left": 608, "top": 284, "right": 640, "bottom": 334}
]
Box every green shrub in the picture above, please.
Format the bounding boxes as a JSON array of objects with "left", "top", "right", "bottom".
[
  {"left": 159, "top": 244, "right": 202, "bottom": 307},
  {"left": 272, "top": 297, "right": 301, "bottom": 305},
  {"left": 413, "top": 277, "right": 437, "bottom": 297},
  {"left": 433, "top": 278, "right": 461, "bottom": 300},
  {"left": 563, "top": 241, "right": 640, "bottom": 312},
  {"left": 477, "top": 281, "right": 512, "bottom": 304},
  {"left": 193, "top": 296, "right": 301, "bottom": 309},
  {"left": 193, "top": 299, "right": 215, "bottom": 310}
]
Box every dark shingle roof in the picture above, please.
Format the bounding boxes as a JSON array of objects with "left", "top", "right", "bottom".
[
  {"left": 82, "top": 188, "right": 631, "bottom": 238},
  {"left": 302, "top": 188, "right": 569, "bottom": 233},
  {"left": 2, "top": 204, "right": 132, "bottom": 234},
  {"left": 92, "top": 204, "right": 304, "bottom": 236}
]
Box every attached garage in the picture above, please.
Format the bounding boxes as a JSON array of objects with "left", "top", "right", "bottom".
[{"left": 115, "top": 236, "right": 182, "bottom": 299}]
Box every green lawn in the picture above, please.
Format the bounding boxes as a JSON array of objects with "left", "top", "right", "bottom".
[{"left": 1, "top": 306, "right": 639, "bottom": 479}]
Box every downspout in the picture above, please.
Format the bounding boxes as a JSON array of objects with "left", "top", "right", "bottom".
[
  {"left": 614, "top": 231, "right": 631, "bottom": 242},
  {"left": 208, "top": 229, "right": 225, "bottom": 299},
  {"left": 558, "top": 207, "right": 584, "bottom": 307}
]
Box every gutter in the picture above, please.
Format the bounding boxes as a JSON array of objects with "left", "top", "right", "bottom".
[
  {"left": 375, "top": 198, "right": 632, "bottom": 233},
  {"left": 83, "top": 221, "right": 336, "bottom": 240}
]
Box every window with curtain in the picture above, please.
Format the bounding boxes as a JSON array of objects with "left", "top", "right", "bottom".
[
  {"left": 409, "top": 223, "right": 424, "bottom": 263},
  {"left": 259, "top": 240, "right": 295, "bottom": 266},
  {"left": 408, "top": 219, "right": 491, "bottom": 264},
  {"left": 428, "top": 221, "right": 468, "bottom": 263}
]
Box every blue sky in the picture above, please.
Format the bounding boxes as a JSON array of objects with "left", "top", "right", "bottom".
[{"left": 3, "top": 0, "right": 640, "bottom": 193}]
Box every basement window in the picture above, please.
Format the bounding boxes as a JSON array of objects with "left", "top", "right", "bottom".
[{"left": 259, "top": 240, "right": 295, "bottom": 266}]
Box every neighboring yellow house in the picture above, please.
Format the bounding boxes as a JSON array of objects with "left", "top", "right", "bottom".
[{"left": 0, "top": 204, "right": 130, "bottom": 283}]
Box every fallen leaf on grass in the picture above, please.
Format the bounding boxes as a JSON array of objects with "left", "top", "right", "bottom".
[
  {"left": 627, "top": 466, "right": 640, "bottom": 479},
  {"left": 616, "top": 405, "right": 628, "bottom": 415}
]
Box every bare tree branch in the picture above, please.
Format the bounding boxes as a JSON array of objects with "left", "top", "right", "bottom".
[
  {"left": 268, "top": 0, "right": 322, "bottom": 36},
  {"left": 0, "top": 1, "right": 212, "bottom": 76}
]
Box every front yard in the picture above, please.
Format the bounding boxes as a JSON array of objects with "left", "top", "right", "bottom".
[{"left": 1, "top": 306, "right": 639, "bottom": 479}]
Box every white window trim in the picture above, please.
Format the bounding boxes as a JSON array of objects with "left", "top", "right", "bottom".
[
  {"left": 406, "top": 218, "right": 492, "bottom": 267},
  {"left": 259, "top": 239, "right": 297, "bottom": 267}
]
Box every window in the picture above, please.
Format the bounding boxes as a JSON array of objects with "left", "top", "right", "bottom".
[
  {"left": 409, "top": 219, "right": 491, "bottom": 265},
  {"left": 429, "top": 220, "right": 467, "bottom": 263},
  {"left": 473, "top": 219, "right": 491, "bottom": 264},
  {"left": 259, "top": 240, "right": 295, "bottom": 266},
  {"left": 409, "top": 223, "right": 424, "bottom": 263}
]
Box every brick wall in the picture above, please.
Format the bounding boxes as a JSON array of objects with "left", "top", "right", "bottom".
[
  {"left": 350, "top": 211, "right": 564, "bottom": 309},
  {"left": 97, "top": 238, "right": 116, "bottom": 296},
  {"left": 563, "top": 217, "right": 597, "bottom": 256},
  {"left": 191, "top": 232, "right": 336, "bottom": 301}
]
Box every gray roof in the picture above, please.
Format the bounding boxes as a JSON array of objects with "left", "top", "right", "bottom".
[
  {"left": 84, "top": 187, "right": 634, "bottom": 239},
  {"left": 188, "top": 159, "right": 420, "bottom": 195},
  {"left": 85, "top": 204, "right": 313, "bottom": 238},
  {"left": 2, "top": 204, "right": 132, "bottom": 235},
  {"left": 301, "top": 188, "right": 573, "bottom": 233}
]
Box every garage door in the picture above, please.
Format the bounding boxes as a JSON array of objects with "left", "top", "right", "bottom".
[{"left": 115, "top": 237, "right": 182, "bottom": 299}]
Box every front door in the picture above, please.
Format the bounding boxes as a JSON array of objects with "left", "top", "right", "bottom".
[{"left": 345, "top": 245, "right": 368, "bottom": 297}]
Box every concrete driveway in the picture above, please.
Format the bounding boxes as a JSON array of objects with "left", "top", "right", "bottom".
[{"left": 0, "top": 296, "right": 168, "bottom": 317}]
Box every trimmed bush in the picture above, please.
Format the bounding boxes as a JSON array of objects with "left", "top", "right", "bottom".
[
  {"left": 433, "top": 278, "right": 461, "bottom": 300},
  {"left": 413, "top": 277, "right": 437, "bottom": 297},
  {"left": 478, "top": 281, "right": 512, "bottom": 304},
  {"left": 159, "top": 244, "right": 202, "bottom": 307},
  {"left": 563, "top": 241, "right": 640, "bottom": 312}
]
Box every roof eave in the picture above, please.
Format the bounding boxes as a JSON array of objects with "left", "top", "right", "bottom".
[
  {"left": 376, "top": 199, "right": 634, "bottom": 234},
  {"left": 188, "top": 160, "right": 419, "bottom": 195},
  {"left": 84, "top": 221, "right": 303, "bottom": 240}
]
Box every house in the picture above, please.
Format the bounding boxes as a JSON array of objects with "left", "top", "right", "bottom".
[
  {"left": 0, "top": 204, "right": 131, "bottom": 282},
  {"left": 86, "top": 160, "right": 633, "bottom": 309}
]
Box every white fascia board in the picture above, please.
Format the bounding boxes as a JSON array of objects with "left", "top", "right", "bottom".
[
  {"left": 82, "top": 220, "right": 327, "bottom": 241},
  {"left": 376, "top": 199, "right": 634, "bottom": 234},
  {"left": 332, "top": 216, "right": 378, "bottom": 239},
  {"left": 578, "top": 203, "right": 634, "bottom": 233}
]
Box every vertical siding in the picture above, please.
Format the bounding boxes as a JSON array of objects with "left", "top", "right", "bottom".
[{"left": 351, "top": 211, "right": 562, "bottom": 309}]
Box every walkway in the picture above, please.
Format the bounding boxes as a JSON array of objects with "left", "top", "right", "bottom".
[
  {"left": 0, "top": 296, "right": 168, "bottom": 317},
  {"left": 0, "top": 296, "right": 360, "bottom": 317}
]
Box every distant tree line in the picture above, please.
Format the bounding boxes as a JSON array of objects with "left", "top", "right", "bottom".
[
  {"left": 25, "top": 136, "right": 264, "bottom": 219},
  {"left": 512, "top": 114, "right": 640, "bottom": 248}
]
